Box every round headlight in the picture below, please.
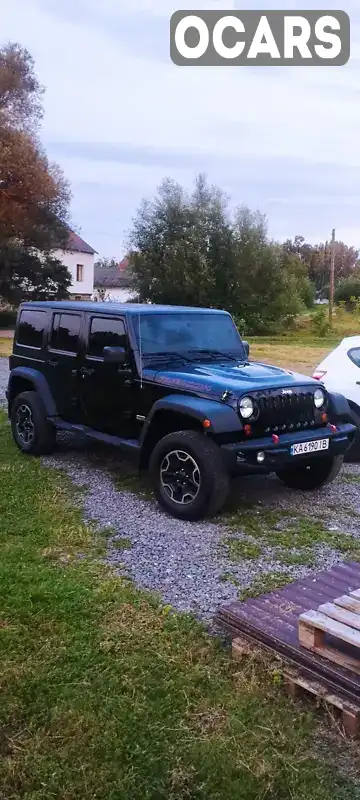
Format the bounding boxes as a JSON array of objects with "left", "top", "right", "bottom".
[
  {"left": 314, "top": 388, "right": 325, "bottom": 409},
  {"left": 239, "top": 396, "right": 254, "bottom": 419}
]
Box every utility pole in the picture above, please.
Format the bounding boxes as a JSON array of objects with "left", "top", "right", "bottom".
[{"left": 329, "top": 228, "right": 335, "bottom": 325}]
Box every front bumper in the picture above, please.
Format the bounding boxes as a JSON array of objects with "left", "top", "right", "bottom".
[{"left": 221, "top": 423, "right": 356, "bottom": 474}]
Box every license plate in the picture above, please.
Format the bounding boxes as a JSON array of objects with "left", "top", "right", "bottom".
[{"left": 291, "top": 439, "right": 329, "bottom": 456}]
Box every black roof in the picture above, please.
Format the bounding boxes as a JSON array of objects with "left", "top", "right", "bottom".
[
  {"left": 94, "top": 266, "right": 133, "bottom": 288},
  {"left": 21, "top": 301, "right": 230, "bottom": 316}
]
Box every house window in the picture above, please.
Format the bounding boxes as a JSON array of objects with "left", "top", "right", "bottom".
[
  {"left": 50, "top": 313, "right": 81, "bottom": 354},
  {"left": 76, "top": 264, "right": 84, "bottom": 282}
]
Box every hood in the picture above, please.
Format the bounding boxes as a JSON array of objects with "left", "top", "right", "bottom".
[{"left": 145, "top": 359, "right": 318, "bottom": 399}]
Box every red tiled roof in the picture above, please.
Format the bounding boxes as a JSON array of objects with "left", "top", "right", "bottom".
[
  {"left": 67, "top": 230, "right": 97, "bottom": 255},
  {"left": 118, "top": 256, "right": 129, "bottom": 271}
]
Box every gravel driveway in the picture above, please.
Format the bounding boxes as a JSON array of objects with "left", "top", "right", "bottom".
[
  {"left": 0, "top": 358, "right": 9, "bottom": 406},
  {"left": 2, "top": 358, "right": 360, "bottom": 622}
]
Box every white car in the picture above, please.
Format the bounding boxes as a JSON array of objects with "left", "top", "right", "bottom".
[{"left": 314, "top": 336, "right": 360, "bottom": 460}]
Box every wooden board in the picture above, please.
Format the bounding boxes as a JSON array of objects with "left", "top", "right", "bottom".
[
  {"left": 230, "top": 636, "right": 360, "bottom": 738},
  {"left": 318, "top": 603, "right": 360, "bottom": 631},
  {"left": 332, "top": 594, "right": 360, "bottom": 615},
  {"left": 299, "top": 590, "right": 360, "bottom": 674},
  {"left": 283, "top": 669, "right": 360, "bottom": 738}
]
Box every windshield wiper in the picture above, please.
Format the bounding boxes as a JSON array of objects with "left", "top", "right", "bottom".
[
  {"left": 188, "top": 348, "right": 245, "bottom": 363},
  {"left": 143, "top": 351, "right": 196, "bottom": 365}
]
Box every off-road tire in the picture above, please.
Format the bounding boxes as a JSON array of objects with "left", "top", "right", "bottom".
[
  {"left": 276, "top": 454, "right": 343, "bottom": 491},
  {"left": 149, "top": 430, "right": 229, "bottom": 521},
  {"left": 11, "top": 391, "right": 56, "bottom": 456}
]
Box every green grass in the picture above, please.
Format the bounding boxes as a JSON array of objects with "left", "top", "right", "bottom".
[
  {"left": 239, "top": 572, "right": 294, "bottom": 601},
  {"left": 222, "top": 537, "right": 262, "bottom": 561},
  {"left": 111, "top": 536, "right": 133, "bottom": 551},
  {"left": 247, "top": 308, "right": 360, "bottom": 374},
  {"left": 1, "top": 412, "right": 359, "bottom": 798},
  {"left": 0, "top": 336, "right": 12, "bottom": 357},
  {"left": 341, "top": 473, "right": 360, "bottom": 486},
  {"left": 223, "top": 506, "right": 355, "bottom": 554},
  {"left": 220, "top": 505, "right": 360, "bottom": 579},
  {"left": 277, "top": 549, "right": 317, "bottom": 568}
]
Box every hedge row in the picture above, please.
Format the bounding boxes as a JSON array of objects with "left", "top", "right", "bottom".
[{"left": 0, "top": 310, "right": 18, "bottom": 329}]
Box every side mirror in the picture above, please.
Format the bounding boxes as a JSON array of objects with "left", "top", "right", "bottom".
[
  {"left": 243, "top": 340, "right": 250, "bottom": 358},
  {"left": 103, "top": 346, "right": 126, "bottom": 365}
]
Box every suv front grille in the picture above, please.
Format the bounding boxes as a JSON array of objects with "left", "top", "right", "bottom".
[{"left": 246, "top": 389, "right": 324, "bottom": 436}]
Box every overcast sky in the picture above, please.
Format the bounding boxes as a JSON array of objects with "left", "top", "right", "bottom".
[{"left": 3, "top": 0, "right": 360, "bottom": 258}]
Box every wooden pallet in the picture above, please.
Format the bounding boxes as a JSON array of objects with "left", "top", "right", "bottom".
[
  {"left": 231, "top": 636, "right": 360, "bottom": 737},
  {"left": 283, "top": 669, "right": 360, "bottom": 738},
  {"left": 299, "top": 589, "right": 360, "bottom": 673}
]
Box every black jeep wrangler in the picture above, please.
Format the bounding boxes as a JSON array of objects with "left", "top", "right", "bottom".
[{"left": 7, "top": 301, "right": 356, "bottom": 520}]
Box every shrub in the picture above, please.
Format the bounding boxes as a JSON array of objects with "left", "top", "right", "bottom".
[
  {"left": 311, "top": 307, "right": 330, "bottom": 337},
  {"left": 335, "top": 274, "right": 360, "bottom": 308},
  {"left": 233, "top": 315, "right": 246, "bottom": 336},
  {"left": 0, "top": 309, "right": 17, "bottom": 329}
]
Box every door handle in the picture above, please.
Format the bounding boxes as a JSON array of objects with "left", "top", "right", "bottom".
[{"left": 48, "top": 359, "right": 59, "bottom": 368}]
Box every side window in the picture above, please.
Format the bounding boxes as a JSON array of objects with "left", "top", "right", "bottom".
[
  {"left": 17, "top": 310, "right": 46, "bottom": 349},
  {"left": 88, "top": 317, "right": 126, "bottom": 358},
  {"left": 50, "top": 313, "right": 81, "bottom": 354},
  {"left": 348, "top": 348, "right": 360, "bottom": 368}
]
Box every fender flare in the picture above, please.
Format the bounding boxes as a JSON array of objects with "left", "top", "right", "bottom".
[
  {"left": 140, "top": 393, "right": 242, "bottom": 448},
  {"left": 327, "top": 391, "right": 356, "bottom": 426},
  {"left": 7, "top": 367, "right": 57, "bottom": 417}
]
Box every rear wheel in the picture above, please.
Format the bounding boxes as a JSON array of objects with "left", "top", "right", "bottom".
[
  {"left": 149, "top": 430, "right": 229, "bottom": 520},
  {"left": 276, "top": 454, "right": 343, "bottom": 491},
  {"left": 11, "top": 391, "right": 56, "bottom": 455}
]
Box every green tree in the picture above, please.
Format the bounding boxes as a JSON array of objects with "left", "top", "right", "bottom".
[
  {"left": 0, "top": 42, "right": 71, "bottom": 304},
  {"left": 334, "top": 272, "right": 360, "bottom": 308},
  {"left": 94, "top": 257, "right": 118, "bottom": 269},
  {"left": 231, "top": 210, "right": 308, "bottom": 333},
  {"left": 130, "top": 174, "right": 236, "bottom": 308},
  {"left": 129, "top": 176, "right": 310, "bottom": 334},
  {"left": 284, "top": 236, "right": 359, "bottom": 298},
  {"left": 0, "top": 242, "right": 71, "bottom": 305}
]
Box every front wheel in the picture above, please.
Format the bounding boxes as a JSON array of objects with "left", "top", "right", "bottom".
[
  {"left": 11, "top": 391, "right": 56, "bottom": 455},
  {"left": 276, "top": 454, "right": 343, "bottom": 491},
  {"left": 149, "top": 430, "right": 229, "bottom": 520}
]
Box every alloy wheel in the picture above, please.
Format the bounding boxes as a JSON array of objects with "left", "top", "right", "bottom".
[
  {"left": 160, "top": 449, "right": 201, "bottom": 505},
  {"left": 16, "top": 404, "right": 35, "bottom": 446}
]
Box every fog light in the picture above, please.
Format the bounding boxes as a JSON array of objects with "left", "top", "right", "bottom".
[{"left": 257, "top": 451, "right": 265, "bottom": 463}]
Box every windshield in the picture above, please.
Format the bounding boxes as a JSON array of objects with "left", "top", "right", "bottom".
[{"left": 134, "top": 313, "right": 246, "bottom": 358}]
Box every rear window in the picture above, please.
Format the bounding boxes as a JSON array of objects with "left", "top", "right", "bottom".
[
  {"left": 348, "top": 348, "right": 360, "bottom": 368},
  {"left": 17, "top": 309, "right": 46, "bottom": 349},
  {"left": 50, "top": 313, "right": 81, "bottom": 354},
  {"left": 88, "top": 317, "right": 126, "bottom": 358}
]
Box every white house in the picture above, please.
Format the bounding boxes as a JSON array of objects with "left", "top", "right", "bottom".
[
  {"left": 53, "top": 231, "right": 97, "bottom": 300},
  {"left": 93, "top": 260, "right": 136, "bottom": 303}
]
